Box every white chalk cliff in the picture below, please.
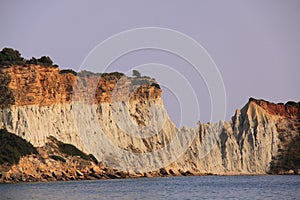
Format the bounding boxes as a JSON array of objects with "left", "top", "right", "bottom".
[{"left": 0, "top": 65, "right": 299, "bottom": 175}]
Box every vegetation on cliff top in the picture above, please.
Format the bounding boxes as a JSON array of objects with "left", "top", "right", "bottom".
[
  {"left": 0, "top": 129, "right": 37, "bottom": 165},
  {"left": 132, "top": 69, "right": 141, "bottom": 77},
  {"left": 0, "top": 47, "right": 55, "bottom": 67},
  {"left": 0, "top": 48, "right": 158, "bottom": 85},
  {"left": 59, "top": 69, "right": 77, "bottom": 76}
]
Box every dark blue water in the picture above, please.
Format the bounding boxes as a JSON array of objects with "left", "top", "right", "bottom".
[{"left": 1, "top": 175, "right": 299, "bottom": 200}]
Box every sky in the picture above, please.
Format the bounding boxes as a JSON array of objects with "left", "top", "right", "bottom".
[{"left": 0, "top": 0, "right": 299, "bottom": 127}]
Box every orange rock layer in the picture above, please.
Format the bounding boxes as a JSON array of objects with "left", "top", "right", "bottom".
[
  {"left": 0, "top": 65, "right": 162, "bottom": 106},
  {"left": 249, "top": 97, "right": 300, "bottom": 118}
]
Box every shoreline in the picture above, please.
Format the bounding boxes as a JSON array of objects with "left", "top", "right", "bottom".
[{"left": 1, "top": 170, "right": 299, "bottom": 184}]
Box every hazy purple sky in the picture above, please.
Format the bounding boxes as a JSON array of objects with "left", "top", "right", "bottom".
[{"left": 1, "top": 0, "right": 299, "bottom": 126}]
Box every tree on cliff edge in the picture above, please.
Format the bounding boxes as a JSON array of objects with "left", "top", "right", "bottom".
[
  {"left": 0, "top": 48, "right": 25, "bottom": 65},
  {"left": 132, "top": 69, "right": 141, "bottom": 77},
  {"left": 0, "top": 47, "right": 55, "bottom": 67},
  {"left": 37, "top": 56, "right": 53, "bottom": 66}
]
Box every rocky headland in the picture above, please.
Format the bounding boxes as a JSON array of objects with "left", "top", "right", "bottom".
[{"left": 0, "top": 48, "right": 299, "bottom": 183}]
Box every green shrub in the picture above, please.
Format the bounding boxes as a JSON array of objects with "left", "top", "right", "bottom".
[
  {"left": 0, "top": 129, "right": 37, "bottom": 165},
  {"left": 59, "top": 69, "right": 77, "bottom": 76},
  {"left": 0, "top": 47, "right": 56, "bottom": 67},
  {"left": 58, "top": 142, "right": 89, "bottom": 160},
  {"left": 37, "top": 56, "right": 53, "bottom": 66},
  {"left": 0, "top": 48, "right": 25, "bottom": 66},
  {"left": 78, "top": 70, "right": 101, "bottom": 77},
  {"left": 26, "top": 57, "right": 38, "bottom": 65},
  {"left": 132, "top": 70, "right": 141, "bottom": 77},
  {"left": 286, "top": 101, "right": 299, "bottom": 107}
]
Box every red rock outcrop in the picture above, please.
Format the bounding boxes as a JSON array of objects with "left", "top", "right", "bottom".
[{"left": 249, "top": 98, "right": 300, "bottom": 118}]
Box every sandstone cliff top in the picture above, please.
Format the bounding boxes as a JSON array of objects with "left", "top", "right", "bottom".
[
  {"left": 247, "top": 97, "right": 300, "bottom": 118},
  {"left": 0, "top": 64, "right": 161, "bottom": 106}
]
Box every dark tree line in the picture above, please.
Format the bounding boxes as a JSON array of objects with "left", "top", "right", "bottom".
[{"left": 0, "top": 47, "right": 54, "bottom": 67}]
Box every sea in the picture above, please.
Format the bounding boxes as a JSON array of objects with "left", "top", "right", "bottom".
[{"left": 0, "top": 175, "right": 299, "bottom": 200}]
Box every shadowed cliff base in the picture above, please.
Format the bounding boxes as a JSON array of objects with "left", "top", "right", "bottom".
[{"left": 0, "top": 131, "right": 201, "bottom": 183}]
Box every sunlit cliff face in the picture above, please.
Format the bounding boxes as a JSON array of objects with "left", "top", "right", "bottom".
[{"left": 0, "top": 65, "right": 299, "bottom": 175}]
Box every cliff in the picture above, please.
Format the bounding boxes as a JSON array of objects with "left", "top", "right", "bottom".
[{"left": 0, "top": 63, "right": 299, "bottom": 182}]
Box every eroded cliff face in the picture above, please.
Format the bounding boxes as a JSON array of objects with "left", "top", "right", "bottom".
[
  {"left": 177, "top": 99, "right": 299, "bottom": 175},
  {"left": 0, "top": 65, "right": 163, "bottom": 152},
  {"left": 0, "top": 65, "right": 299, "bottom": 177}
]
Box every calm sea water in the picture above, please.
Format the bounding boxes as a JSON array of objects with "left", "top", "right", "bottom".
[{"left": 1, "top": 175, "right": 299, "bottom": 200}]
